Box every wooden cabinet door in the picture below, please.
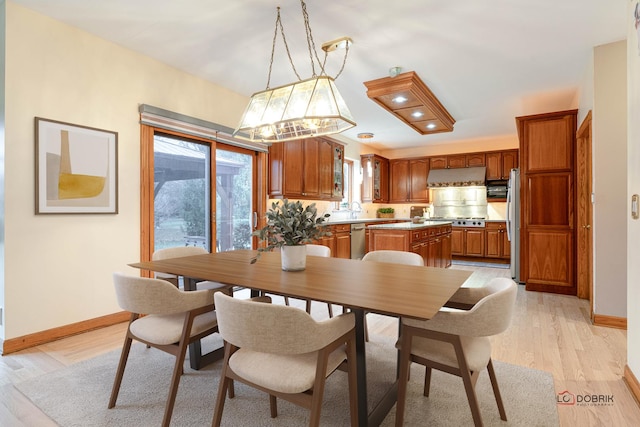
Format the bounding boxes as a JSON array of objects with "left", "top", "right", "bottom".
[
  {"left": 485, "top": 152, "right": 502, "bottom": 180},
  {"left": 268, "top": 142, "right": 284, "bottom": 197},
  {"left": 441, "top": 233, "right": 452, "bottom": 267},
  {"left": 486, "top": 222, "right": 509, "bottom": 259},
  {"left": 502, "top": 150, "right": 518, "bottom": 176},
  {"left": 410, "top": 158, "right": 429, "bottom": 202},
  {"left": 427, "top": 238, "right": 441, "bottom": 267},
  {"left": 318, "top": 138, "right": 333, "bottom": 199},
  {"left": 389, "top": 159, "right": 410, "bottom": 202},
  {"left": 447, "top": 155, "right": 466, "bottom": 169},
  {"left": 450, "top": 228, "right": 464, "bottom": 255},
  {"left": 319, "top": 234, "right": 336, "bottom": 258},
  {"left": 466, "top": 153, "right": 486, "bottom": 167},
  {"left": 464, "top": 229, "right": 485, "bottom": 257},
  {"left": 429, "top": 156, "right": 447, "bottom": 170},
  {"left": 302, "top": 139, "right": 320, "bottom": 197},
  {"left": 282, "top": 139, "right": 304, "bottom": 197},
  {"left": 502, "top": 226, "right": 510, "bottom": 259},
  {"left": 518, "top": 110, "right": 577, "bottom": 294},
  {"left": 377, "top": 157, "right": 390, "bottom": 202},
  {"left": 485, "top": 224, "right": 501, "bottom": 258}
]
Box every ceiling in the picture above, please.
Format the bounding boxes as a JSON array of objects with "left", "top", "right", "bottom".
[{"left": 11, "top": 0, "right": 628, "bottom": 151}]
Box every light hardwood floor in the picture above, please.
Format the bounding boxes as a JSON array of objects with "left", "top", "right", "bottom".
[{"left": 1, "top": 264, "right": 639, "bottom": 426}]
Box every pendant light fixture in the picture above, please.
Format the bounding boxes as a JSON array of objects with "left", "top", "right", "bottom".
[{"left": 233, "top": 0, "right": 356, "bottom": 143}]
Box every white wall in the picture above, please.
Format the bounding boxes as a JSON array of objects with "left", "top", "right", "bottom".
[
  {"left": 626, "top": 1, "right": 640, "bottom": 378},
  {"left": 593, "top": 41, "right": 628, "bottom": 317},
  {"left": 2, "top": 3, "right": 247, "bottom": 339}
]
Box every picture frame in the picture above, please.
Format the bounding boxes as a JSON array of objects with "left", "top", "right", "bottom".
[{"left": 35, "top": 117, "right": 118, "bottom": 214}]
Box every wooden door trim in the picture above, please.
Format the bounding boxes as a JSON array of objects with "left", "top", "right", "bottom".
[{"left": 575, "top": 111, "right": 593, "bottom": 307}]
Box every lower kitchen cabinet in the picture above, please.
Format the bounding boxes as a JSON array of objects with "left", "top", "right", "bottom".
[
  {"left": 317, "top": 224, "right": 351, "bottom": 259},
  {"left": 333, "top": 224, "right": 351, "bottom": 259},
  {"left": 369, "top": 224, "right": 452, "bottom": 267},
  {"left": 451, "top": 227, "right": 485, "bottom": 257},
  {"left": 485, "top": 222, "right": 510, "bottom": 260}
]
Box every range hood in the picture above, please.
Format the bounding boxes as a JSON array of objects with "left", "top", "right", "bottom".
[{"left": 427, "top": 166, "right": 486, "bottom": 187}]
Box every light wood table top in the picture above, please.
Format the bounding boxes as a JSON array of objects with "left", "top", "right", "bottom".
[{"left": 130, "top": 249, "right": 472, "bottom": 321}]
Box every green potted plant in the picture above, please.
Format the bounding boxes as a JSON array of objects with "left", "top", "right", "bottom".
[
  {"left": 251, "top": 199, "right": 331, "bottom": 270},
  {"left": 376, "top": 207, "right": 395, "bottom": 218}
]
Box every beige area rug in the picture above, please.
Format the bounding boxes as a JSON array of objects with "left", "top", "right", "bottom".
[{"left": 15, "top": 334, "right": 558, "bottom": 426}]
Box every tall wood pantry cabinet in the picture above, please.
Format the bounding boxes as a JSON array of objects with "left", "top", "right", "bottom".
[{"left": 516, "top": 109, "right": 577, "bottom": 295}]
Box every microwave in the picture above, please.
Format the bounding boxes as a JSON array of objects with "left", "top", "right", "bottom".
[{"left": 486, "top": 181, "right": 508, "bottom": 199}]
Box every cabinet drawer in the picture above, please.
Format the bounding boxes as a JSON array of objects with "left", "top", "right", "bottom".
[
  {"left": 485, "top": 222, "right": 506, "bottom": 230},
  {"left": 332, "top": 224, "right": 351, "bottom": 233}
]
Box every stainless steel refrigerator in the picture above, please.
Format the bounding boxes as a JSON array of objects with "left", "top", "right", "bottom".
[{"left": 506, "top": 168, "right": 521, "bottom": 283}]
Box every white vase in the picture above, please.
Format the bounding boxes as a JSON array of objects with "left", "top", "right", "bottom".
[{"left": 281, "top": 245, "right": 307, "bottom": 271}]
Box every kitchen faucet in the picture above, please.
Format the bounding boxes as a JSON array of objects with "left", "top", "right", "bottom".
[{"left": 350, "top": 201, "right": 362, "bottom": 219}]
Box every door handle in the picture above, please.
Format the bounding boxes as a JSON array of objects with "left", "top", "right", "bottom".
[
  {"left": 583, "top": 224, "right": 591, "bottom": 229},
  {"left": 253, "top": 212, "right": 258, "bottom": 229}
]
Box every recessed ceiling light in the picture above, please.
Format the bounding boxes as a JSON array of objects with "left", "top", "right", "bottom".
[
  {"left": 392, "top": 96, "right": 408, "bottom": 103},
  {"left": 426, "top": 123, "right": 437, "bottom": 129},
  {"left": 412, "top": 111, "right": 424, "bottom": 118},
  {"left": 357, "top": 132, "right": 374, "bottom": 139}
]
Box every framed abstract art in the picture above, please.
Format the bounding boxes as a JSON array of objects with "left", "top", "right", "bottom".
[{"left": 35, "top": 117, "right": 118, "bottom": 214}]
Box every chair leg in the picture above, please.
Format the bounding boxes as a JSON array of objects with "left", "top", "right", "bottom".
[
  {"left": 284, "top": 296, "right": 290, "bottom": 306},
  {"left": 487, "top": 359, "right": 507, "bottom": 421},
  {"left": 395, "top": 327, "right": 413, "bottom": 427},
  {"left": 423, "top": 366, "right": 432, "bottom": 397},
  {"left": 212, "top": 343, "right": 234, "bottom": 427},
  {"left": 161, "top": 336, "right": 191, "bottom": 427},
  {"left": 212, "top": 375, "right": 231, "bottom": 427},
  {"left": 327, "top": 303, "right": 334, "bottom": 318},
  {"left": 309, "top": 375, "right": 327, "bottom": 427},
  {"left": 108, "top": 335, "right": 133, "bottom": 408},
  {"left": 269, "top": 394, "right": 278, "bottom": 418},
  {"left": 306, "top": 300, "right": 312, "bottom": 314},
  {"left": 453, "top": 345, "right": 484, "bottom": 427}
]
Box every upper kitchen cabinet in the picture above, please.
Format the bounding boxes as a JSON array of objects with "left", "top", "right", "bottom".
[
  {"left": 361, "top": 154, "right": 389, "bottom": 203},
  {"left": 389, "top": 158, "right": 429, "bottom": 203},
  {"left": 268, "top": 137, "right": 344, "bottom": 201},
  {"left": 517, "top": 109, "right": 577, "bottom": 295},
  {"left": 430, "top": 153, "right": 486, "bottom": 169},
  {"left": 486, "top": 150, "right": 519, "bottom": 180}
]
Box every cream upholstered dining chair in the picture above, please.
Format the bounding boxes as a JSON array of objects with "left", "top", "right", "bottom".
[
  {"left": 395, "top": 277, "right": 518, "bottom": 427},
  {"left": 303, "top": 244, "right": 335, "bottom": 317},
  {"left": 361, "top": 250, "right": 424, "bottom": 340},
  {"left": 152, "top": 246, "right": 233, "bottom": 294},
  {"left": 211, "top": 292, "right": 359, "bottom": 427},
  {"left": 109, "top": 273, "right": 219, "bottom": 427}
]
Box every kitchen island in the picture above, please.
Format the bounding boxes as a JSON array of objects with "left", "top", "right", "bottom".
[{"left": 368, "top": 221, "right": 453, "bottom": 267}]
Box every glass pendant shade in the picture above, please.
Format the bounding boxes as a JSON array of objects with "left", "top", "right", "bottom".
[{"left": 234, "top": 76, "right": 356, "bottom": 142}]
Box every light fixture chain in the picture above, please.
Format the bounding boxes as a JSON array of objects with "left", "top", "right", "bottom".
[
  {"left": 300, "top": 0, "right": 327, "bottom": 77},
  {"left": 334, "top": 43, "right": 349, "bottom": 80},
  {"left": 266, "top": 6, "right": 302, "bottom": 89}
]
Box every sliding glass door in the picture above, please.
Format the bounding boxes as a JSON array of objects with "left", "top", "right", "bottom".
[
  {"left": 215, "top": 146, "right": 254, "bottom": 252},
  {"left": 153, "top": 134, "right": 212, "bottom": 251},
  {"left": 150, "top": 131, "right": 258, "bottom": 254}
]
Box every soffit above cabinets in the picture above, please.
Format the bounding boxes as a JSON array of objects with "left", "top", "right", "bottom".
[{"left": 363, "top": 71, "right": 455, "bottom": 136}]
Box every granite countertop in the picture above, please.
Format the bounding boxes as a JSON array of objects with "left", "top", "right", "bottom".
[
  {"left": 324, "top": 217, "right": 411, "bottom": 225},
  {"left": 367, "top": 220, "right": 452, "bottom": 230}
]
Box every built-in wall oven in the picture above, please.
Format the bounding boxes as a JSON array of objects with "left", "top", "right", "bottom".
[{"left": 486, "top": 181, "right": 508, "bottom": 199}]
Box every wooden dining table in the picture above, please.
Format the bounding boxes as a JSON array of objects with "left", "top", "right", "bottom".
[{"left": 130, "top": 249, "right": 472, "bottom": 427}]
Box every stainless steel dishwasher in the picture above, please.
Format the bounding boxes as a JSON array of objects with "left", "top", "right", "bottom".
[{"left": 350, "top": 223, "right": 366, "bottom": 259}]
